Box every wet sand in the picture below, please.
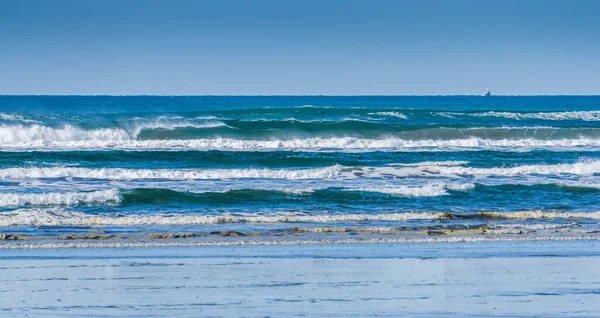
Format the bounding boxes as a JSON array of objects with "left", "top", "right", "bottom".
[{"left": 1, "top": 240, "right": 600, "bottom": 317}]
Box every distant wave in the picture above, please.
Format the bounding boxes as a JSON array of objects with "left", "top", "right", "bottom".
[
  {"left": 467, "top": 110, "right": 600, "bottom": 121},
  {"left": 368, "top": 111, "right": 408, "bottom": 119},
  {"left": 129, "top": 119, "right": 232, "bottom": 136},
  {"left": 0, "top": 121, "right": 234, "bottom": 145},
  {"left": 386, "top": 161, "right": 469, "bottom": 167},
  {"left": 235, "top": 117, "right": 375, "bottom": 123},
  {"left": 3, "top": 119, "right": 600, "bottom": 152},
  {"left": 0, "top": 113, "right": 40, "bottom": 123}
]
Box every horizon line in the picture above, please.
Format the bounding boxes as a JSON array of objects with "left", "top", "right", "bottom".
[{"left": 2, "top": 94, "right": 600, "bottom": 97}]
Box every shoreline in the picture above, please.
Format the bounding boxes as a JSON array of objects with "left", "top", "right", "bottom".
[{"left": 2, "top": 233, "right": 600, "bottom": 249}]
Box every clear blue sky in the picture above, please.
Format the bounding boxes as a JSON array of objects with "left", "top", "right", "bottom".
[{"left": 1, "top": 0, "right": 599, "bottom": 95}]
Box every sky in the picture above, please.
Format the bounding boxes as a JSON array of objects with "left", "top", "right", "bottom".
[{"left": 1, "top": 0, "right": 599, "bottom": 95}]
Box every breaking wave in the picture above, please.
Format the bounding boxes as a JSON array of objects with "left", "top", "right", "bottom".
[
  {"left": 346, "top": 183, "right": 475, "bottom": 197},
  {"left": 361, "top": 160, "right": 600, "bottom": 177},
  {"left": 2, "top": 209, "right": 600, "bottom": 227},
  {"left": 468, "top": 111, "right": 600, "bottom": 121},
  {"left": 368, "top": 111, "right": 408, "bottom": 119},
  {"left": 0, "top": 166, "right": 342, "bottom": 180},
  {"left": 2, "top": 160, "right": 600, "bottom": 181},
  {"left": 0, "top": 209, "right": 443, "bottom": 226},
  {"left": 3, "top": 136, "right": 600, "bottom": 151},
  {"left": 0, "top": 189, "right": 119, "bottom": 207},
  {"left": 0, "top": 124, "right": 130, "bottom": 144}
]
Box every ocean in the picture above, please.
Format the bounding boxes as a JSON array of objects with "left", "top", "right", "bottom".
[{"left": 1, "top": 95, "right": 600, "bottom": 246}]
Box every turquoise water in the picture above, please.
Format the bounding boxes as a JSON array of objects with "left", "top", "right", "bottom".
[{"left": 1, "top": 96, "right": 600, "bottom": 239}]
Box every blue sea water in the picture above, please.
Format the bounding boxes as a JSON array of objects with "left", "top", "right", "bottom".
[{"left": 1, "top": 95, "right": 600, "bottom": 240}]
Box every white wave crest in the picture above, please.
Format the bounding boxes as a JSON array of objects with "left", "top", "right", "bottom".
[
  {"left": 0, "top": 113, "right": 40, "bottom": 123},
  {"left": 368, "top": 111, "right": 408, "bottom": 119},
  {"left": 470, "top": 111, "right": 600, "bottom": 121},
  {"left": 0, "top": 120, "right": 233, "bottom": 145},
  {"left": 4, "top": 234, "right": 600, "bottom": 249},
  {"left": 0, "top": 209, "right": 444, "bottom": 226},
  {"left": 387, "top": 161, "right": 469, "bottom": 167},
  {"left": 484, "top": 211, "right": 600, "bottom": 219},
  {"left": 3, "top": 136, "right": 600, "bottom": 151},
  {"left": 0, "top": 189, "right": 120, "bottom": 207},
  {"left": 347, "top": 183, "right": 474, "bottom": 197},
  {"left": 129, "top": 119, "right": 231, "bottom": 136},
  {"left": 0, "top": 124, "right": 131, "bottom": 144},
  {"left": 369, "top": 160, "right": 600, "bottom": 177},
  {"left": 4, "top": 235, "right": 600, "bottom": 249},
  {"left": 0, "top": 166, "right": 342, "bottom": 180},
  {"left": 490, "top": 223, "right": 577, "bottom": 230},
  {"left": 2, "top": 209, "right": 600, "bottom": 227}
]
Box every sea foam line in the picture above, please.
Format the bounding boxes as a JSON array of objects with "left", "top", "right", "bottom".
[
  {"left": 370, "top": 160, "right": 600, "bottom": 177},
  {"left": 2, "top": 235, "right": 599, "bottom": 249},
  {"left": 346, "top": 183, "right": 474, "bottom": 197},
  {"left": 129, "top": 119, "right": 231, "bottom": 136},
  {"left": 468, "top": 110, "right": 600, "bottom": 121},
  {"left": 0, "top": 166, "right": 341, "bottom": 180},
  {"left": 3, "top": 135, "right": 600, "bottom": 151},
  {"left": 0, "top": 189, "right": 120, "bottom": 207},
  {"left": 368, "top": 111, "right": 408, "bottom": 119},
  {"left": 2, "top": 209, "right": 600, "bottom": 227},
  {"left": 0, "top": 210, "right": 444, "bottom": 227},
  {"left": 2, "top": 160, "right": 600, "bottom": 181},
  {"left": 0, "top": 124, "right": 131, "bottom": 144}
]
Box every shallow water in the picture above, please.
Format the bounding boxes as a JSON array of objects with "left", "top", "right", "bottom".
[{"left": 1, "top": 242, "right": 600, "bottom": 317}]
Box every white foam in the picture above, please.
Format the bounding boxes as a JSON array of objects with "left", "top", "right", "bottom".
[
  {"left": 445, "top": 183, "right": 477, "bottom": 191},
  {"left": 0, "top": 189, "right": 120, "bottom": 207},
  {"left": 2, "top": 161, "right": 599, "bottom": 181},
  {"left": 372, "top": 160, "right": 600, "bottom": 177},
  {"left": 2, "top": 235, "right": 599, "bottom": 249},
  {"left": 347, "top": 183, "right": 474, "bottom": 197},
  {"left": 129, "top": 119, "right": 230, "bottom": 136},
  {"left": 485, "top": 211, "right": 600, "bottom": 220},
  {"left": 559, "top": 181, "right": 600, "bottom": 189},
  {"left": 3, "top": 136, "right": 600, "bottom": 151},
  {"left": 387, "top": 161, "right": 469, "bottom": 167},
  {"left": 0, "top": 113, "right": 40, "bottom": 123},
  {"left": 0, "top": 124, "right": 130, "bottom": 144},
  {"left": 470, "top": 111, "right": 600, "bottom": 121},
  {"left": 241, "top": 117, "right": 374, "bottom": 123},
  {"left": 0, "top": 209, "right": 443, "bottom": 226},
  {"left": 491, "top": 223, "right": 577, "bottom": 230},
  {"left": 368, "top": 112, "right": 408, "bottom": 119},
  {"left": 0, "top": 120, "right": 232, "bottom": 146},
  {"left": 293, "top": 105, "right": 336, "bottom": 109},
  {"left": 2, "top": 208, "right": 600, "bottom": 227},
  {"left": 0, "top": 166, "right": 342, "bottom": 180}
]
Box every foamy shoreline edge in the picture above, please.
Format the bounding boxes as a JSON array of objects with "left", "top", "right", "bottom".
[{"left": 2, "top": 234, "right": 599, "bottom": 249}]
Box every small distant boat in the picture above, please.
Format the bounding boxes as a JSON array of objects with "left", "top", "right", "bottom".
[{"left": 481, "top": 89, "right": 491, "bottom": 97}]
